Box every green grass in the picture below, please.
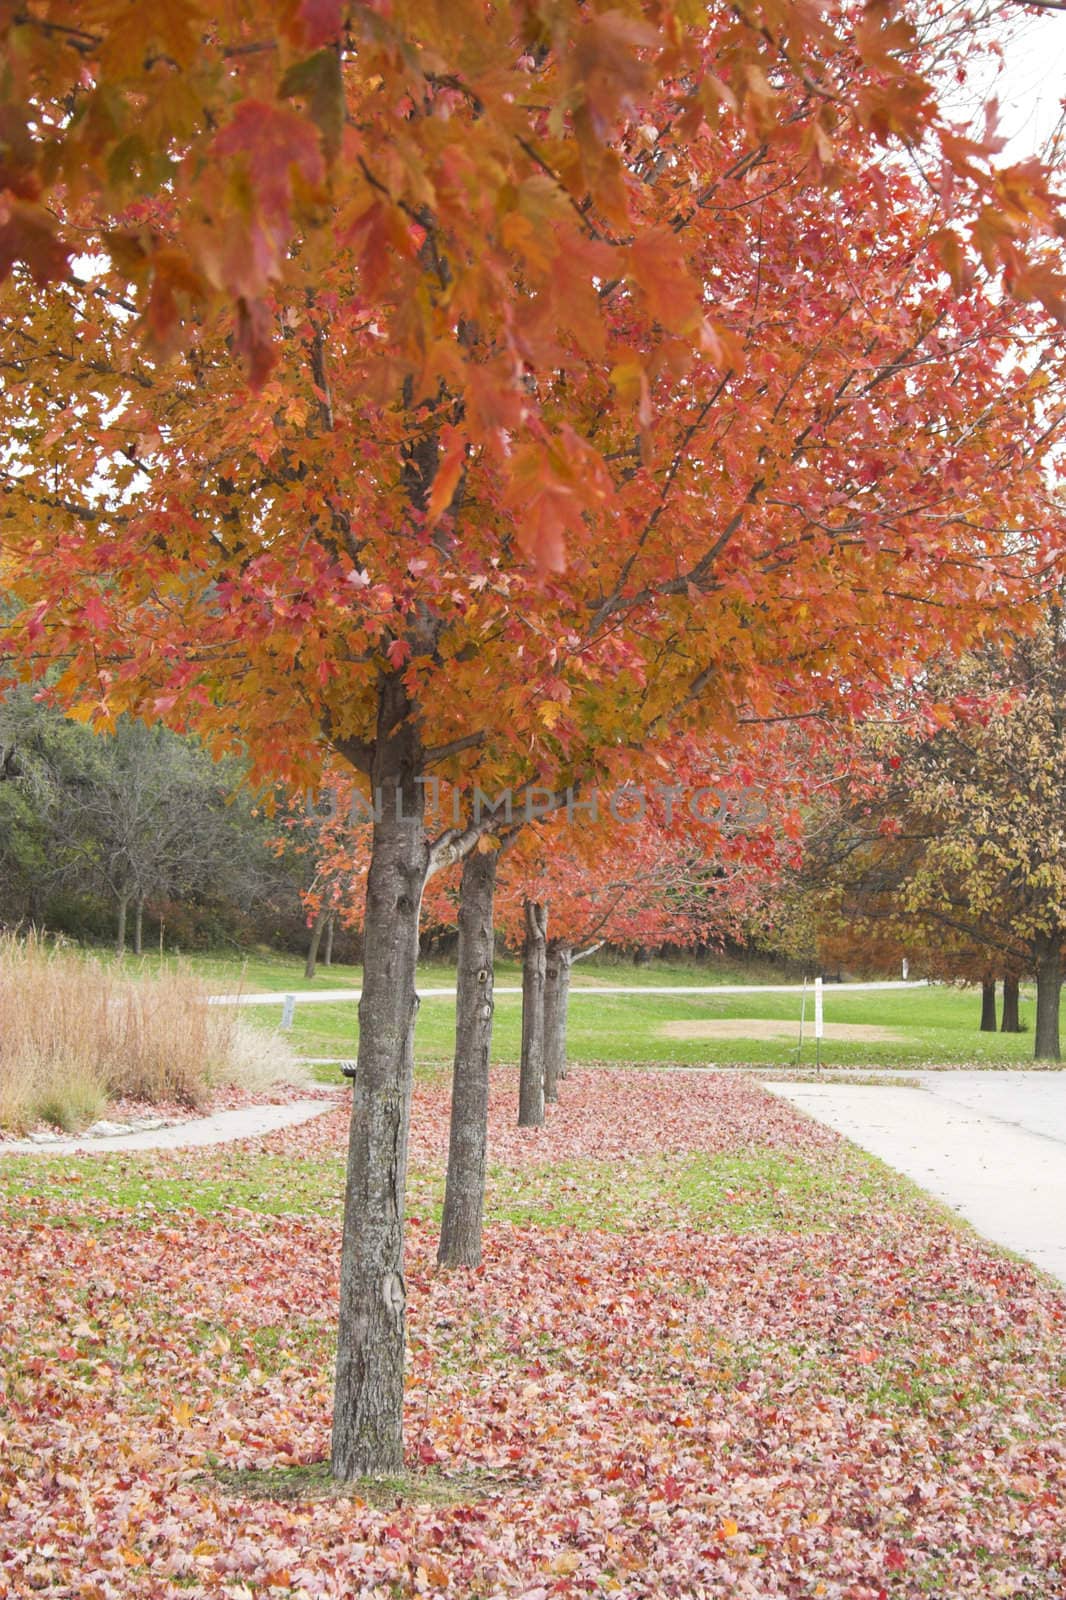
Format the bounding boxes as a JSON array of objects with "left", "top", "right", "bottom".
[
  {"left": 120, "top": 948, "right": 799, "bottom": 994},
  {"left": 0, "top": 1140, "right": 918, "bottom": 1237},
  {"left": 256, "top": 976, "right": 1057, "bottom": 1074},
  {"left": 55, "top": 944, "right": 1066, "bottom": 1069},
  {"left": 0, "top": 1151, "right": 346, "bottom": 1220},
  {"left": 206, "top": 1461, "right": 521, "bottom": 1505},
  {"left": 481, "top": 1147, "right": 914, "bottom": 1232}
]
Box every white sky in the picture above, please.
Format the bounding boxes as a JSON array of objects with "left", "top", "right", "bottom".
[{"left": 979, "top": 8, "right": 1066, "bottom": 160}]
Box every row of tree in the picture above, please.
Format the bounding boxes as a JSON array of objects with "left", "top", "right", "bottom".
[{"left": 3, "top": 0, "right": 1066, "bottom": 1481}]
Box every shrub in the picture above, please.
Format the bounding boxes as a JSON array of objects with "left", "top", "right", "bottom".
[{"left": 0, "top": 935, "right": 306, "bottom": 1132}]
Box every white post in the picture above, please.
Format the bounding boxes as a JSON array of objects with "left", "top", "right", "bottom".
[
  {"left": 280, "top": 993, "right": 296, "bottom": 1031},
  {"left": 902, "top": 957, "right": 908, "bottom": 980},
  {"left": 814, "top": 976, "right": 823, "bottom": 1071}
]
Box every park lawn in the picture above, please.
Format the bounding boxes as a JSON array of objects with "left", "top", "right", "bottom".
[
  {"left": 113, "top": 947, "right": 1057, "bottom": 1068},
  {"left": 2, "top": 1069, "right": 1064, "bottom": 1598},
  {"left": 247, "top": 978, "right": 1056, "bottom": 1075},
  {"left": 124, "top": 948, "right": 797, "bottom": 994}
]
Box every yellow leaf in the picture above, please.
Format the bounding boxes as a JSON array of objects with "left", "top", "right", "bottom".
[
  {"left": 610, "top": 360, "right": 644, "bottom": 404},
  {"left": 549, "top": 1551, "right": 581, "bottom": 1574}
]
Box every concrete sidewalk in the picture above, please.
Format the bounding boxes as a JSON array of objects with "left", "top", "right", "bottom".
[
  {"left": 0, "top": 1098, "right": 337, "bottom": 1157},
  {"left": 766, "top": 1075, "right": 1066, "bottom": 1287}
]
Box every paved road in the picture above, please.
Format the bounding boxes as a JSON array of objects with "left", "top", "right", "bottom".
[
  {"left": 0, "top": 1098, "right": 337, "bottom": 1156},
  {"left": 766, "top": 1072, "right": 1066, "bottom": 1288},
  {"left": 213, "top": 979, "right": 929, "bottom": 1007}
]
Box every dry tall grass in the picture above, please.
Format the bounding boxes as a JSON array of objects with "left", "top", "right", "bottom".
[{"left": 0, "top": 935, "right": 306, "bottom": 1132}]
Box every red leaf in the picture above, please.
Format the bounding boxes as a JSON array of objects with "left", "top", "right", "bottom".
[
  {"left": 212, "top": 101, "right": 326, "bottom": 297},
  {"left": 299, "top": 0, "right": 343, "bottom": 47},
  {"left": 0, "top": 197, "right": 70, "bottom": 285},
  {"left": 214, "top": 102, "right": 325, "bottom": 224},
  {"left": 144, "top": 248, "right": 208, "bottom": 353},
  {"left": 515, "top": 490, "right": 569, "bottom": 576},
  {"left": 81, "top": 593, "right": 110, "bottom": 631},
  {"left": 233, "top": 297, "right": 278, "bottom": 389}
]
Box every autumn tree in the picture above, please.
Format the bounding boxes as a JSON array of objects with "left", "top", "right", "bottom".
[
  {"left": 795, "top": 856, "right": 1023, "bottom": 1029},
  {"left": 432, "top": 735, "right": 805, "bottom": 1268},
  {"left": 3, "top": 4, "right": 1066, "bottom": 1478},
  {"left": 272, "top": 777, "right": 374, "bottom": 975},
  {"left": 791, "top": 620, "right": 1066, "bottom": 1059},
  {"left": 891, "top": 635, "right": 1066, "bottom": 1060},
  {"left": 496, "top": 767, "right": 791, "bottom": 1122}
]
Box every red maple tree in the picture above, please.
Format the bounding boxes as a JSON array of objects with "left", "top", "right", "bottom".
[{"left": 2, "top": 5, "right": 1065, "bottom": 1476}]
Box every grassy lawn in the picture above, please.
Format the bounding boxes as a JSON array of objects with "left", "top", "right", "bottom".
[
  {"left": 45, "top": 942, "right": 1060, "bottom": 1082},
  {"left": 95, "top": 946, "right": 1054, "bottom": 1070},
  {"left": 123, "top": 947, "right": 800, "bottom": 993},
  {"left": 98, "top": 946, "right": 1058, "bottom": 1071},
  {"left": 235, "top": 973, "right": 1054, "bottom": 1074},
  {"left": 0, "top": 1133, "right": 899, "bottom": 1235},
  {"left": 3, "top": 1069, "right": 1064, "bottom": 1597}
]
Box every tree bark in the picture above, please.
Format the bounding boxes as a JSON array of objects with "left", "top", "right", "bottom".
[
  {"left": 133, "top": 896, "right": 145, "bottom": 957},
  {"left": 543, "top": 938, "right": 572, "bottom": 1102},
  {"left": 331, "top": 681, "right": 428, "bottom": 1480},
  {"left": 324, "top": 912, "right": 335, "bottom": 968},
  {"left": 304, "top": 901, "right": 329, "bottom": 980},
  {"left": 979, "top": 978, "right": 997, "bottom": 1032},
  {"left": 438, "top": 846, "right": 498, "bottom": 1269},
  {"left": 115, "top": 893, "right": 129, "bottom": 956},
  {"left": 1033, "top": 937, "right": 1061, "bottom": 1063},
  {"left": 1001, "top": 974, "right": 1022, "bottom": 1033},
  {"left": 518, "top": 899, "right": 548, "bottom": 1127}
]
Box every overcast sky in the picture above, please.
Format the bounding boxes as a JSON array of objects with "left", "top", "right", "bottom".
[{"left": 982, "top": 7, "right": 1066, "bottom": 159}]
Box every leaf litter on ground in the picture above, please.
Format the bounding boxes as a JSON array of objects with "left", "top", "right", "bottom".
[{"left": 2, "top": 1069, "right": 1064, "bottom": 1598}]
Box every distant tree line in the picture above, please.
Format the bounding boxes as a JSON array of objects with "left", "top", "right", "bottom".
[{"left": 0, "top": 691, "right": 319, "bottom": 957}]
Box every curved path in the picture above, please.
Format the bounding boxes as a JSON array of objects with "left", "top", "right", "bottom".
[
  {"left": 767, "top": 1072, "right": 1066, "bottom": 1288},
  {"left": 0, "top": 1097, "right": 339, "bottom": 1157}
]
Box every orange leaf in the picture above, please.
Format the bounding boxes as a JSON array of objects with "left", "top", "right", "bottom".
[
  {"left": 426, "top": 433, "right": 466, "bottom": 526},
  {"left": 627, "top": 229, "right": 702, "bottom": 333}
]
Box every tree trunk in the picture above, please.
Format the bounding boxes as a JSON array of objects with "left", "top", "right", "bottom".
[
  {"left": 304, "top": 902, "right": 329, "bottom": 980},
  {"left": 331, "top": 682, "right": 428, "bottom": 1481},
  {"left": 979, "top": 978, "right": 997, "bottom": 1032},
  {"left": 1033, "top": 938, "right": 1061, "bottom": 1063},
  {"left": 1001, "top": 974, "right": 1022, "bottom": 1033},
  {"left": 438, "top": 846, "right": 498, "bottom": 1269},
  {"left": 132, "top": 896, "right": 145, "bottom": 957},
  {"left": 115, "top": 893, "right": 129, "bottom": 956},
  {"left": 543, "top": 938, "right": 572, "bottom": 1102},
  {"left": 518, "top": 899, "right": 548, "bottom": 1127},
  {"left": 324, "top": 912, "right": 335, "bottom": 968}
]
